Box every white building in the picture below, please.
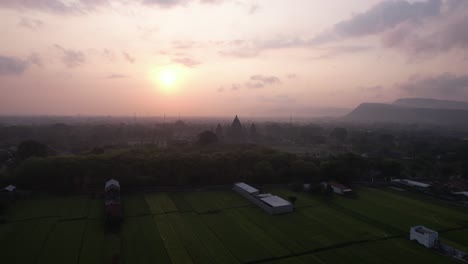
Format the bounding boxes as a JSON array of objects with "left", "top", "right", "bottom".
[
  {"left": 410, "top": 226, "right": 439, "bottom": 248},
  {"left": 233, "top": 182, "right": 293, "bottom": 215},
  {"left": 105, "top": 179, "right": 120, "bottom": 192},
  {"left": 1, "top": 185, "right": 16, "bottom": 192},
  {"left": 233, "top": 182, "right": 259, "bottom": 196},
  {"left": 392, "top": 179, "right": 431, "bottom": 189},
  {"left": 329, "top": 182, "right": 353, "bottom": 195},
  {"left": 258, "top": 194, "right": 294, "bottom": 214}
]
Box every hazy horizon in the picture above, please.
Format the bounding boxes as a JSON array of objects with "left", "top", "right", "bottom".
[{"left": 2, "top": 0, "right": 468, "bottom": 116}]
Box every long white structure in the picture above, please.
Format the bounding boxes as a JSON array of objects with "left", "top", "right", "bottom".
[
  {"left": 410, "top": 226, "right": 439, "bottom": 248},
  {"left": 233, "top": 182, "right": 259, "bottom": 196},
  {"left": 392, "top": 179, "right": 431, "bottom": 189},
  {"left": 329, "top": 182, "right": 353, "bottom": 195},
  {"left": 233, "top": 182, "right": 293, "bottom": 215}
]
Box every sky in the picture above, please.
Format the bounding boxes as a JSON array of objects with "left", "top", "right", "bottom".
[{"left": 1, "top": 0, "right": 468, "bottom": 117}]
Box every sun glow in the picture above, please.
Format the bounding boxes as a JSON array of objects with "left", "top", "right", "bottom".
[
  {"left": 159, "top": 69, "right": 177, "bottom": 86},
  {"left": 149, "top": 67, "right": 181, "bottom": 93}
]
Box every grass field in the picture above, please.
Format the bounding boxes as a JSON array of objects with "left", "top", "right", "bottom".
[{"left": 0, "top": 187, "right": 466, "bottom": 263}]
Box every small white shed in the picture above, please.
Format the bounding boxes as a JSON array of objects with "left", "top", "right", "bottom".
[
  {"left": 329, "top": 182, "right": 353, "bottom": 195},
  {"left": 410, "top": 226, "right": 439, "bottom": 248},
  {"left": 1, "top": 185, "right": 16, "bottom": 192},
  {"left": 105, "top": 179, "right": 120, "bottom": 192},
  {"left": 258, "top": 194, "right": 294, "bottom": 214}
]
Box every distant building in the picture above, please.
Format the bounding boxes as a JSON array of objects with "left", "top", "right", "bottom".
[
  {"left": 453, "top": 192, "right": 468, "bottom": 201},
  {"left": 233, "top": 182, "right": 293, "bottom": 215},
  {"left": 105, "top": 179, "right": 122, "bottom": 220},
  {"left": 410, "top": 226, "right": 439, "bottom": 248},
  {"left": 1, "top": 185, "right": 16, "bottom": 193},
  {"left": 329, "top": 182, "right": 353, "bottom": 196},
  {"left": 233, "top": 182, "right": 259, "bottom": 196},
  {"left": 392, "top": 179, "right": 431, "bottom": 191},
  {"left": 230, "top": 115, "right": 244, "bottom": 142},
  {"left": 0, "top": 184, "right": 17, "bottom": 202}
]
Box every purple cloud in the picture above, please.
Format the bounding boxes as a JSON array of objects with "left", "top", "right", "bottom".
[
  {"left": 122, "top": 52, "right": 135, "bottom": 64},
  {"left": 0, "top": 56, "right": 28, "bottom": 75},
  {"left": 54, "top": 45, "right": 86, "bottom": 68},
  {"left": 172, "top": 57, "right": 201, "bottom": 68}
]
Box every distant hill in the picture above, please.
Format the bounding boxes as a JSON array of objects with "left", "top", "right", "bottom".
[
  {"left": 393, "top": 98, "right": 468, "bottom": 110},
  {"left": 343, "top": 102, "right": 468, "bottom": 126}
]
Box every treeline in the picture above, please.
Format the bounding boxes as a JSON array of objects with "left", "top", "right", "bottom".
[
  {"left": 3, "top": 140, "right": 467, "bottom": 193},
  {"left": 9, "top": 145, "right": 305, "bottom": 192}
]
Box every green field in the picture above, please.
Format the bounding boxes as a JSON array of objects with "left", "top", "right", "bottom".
[{"left": 0, "top": 187, "right": 467, "bottom": 263}]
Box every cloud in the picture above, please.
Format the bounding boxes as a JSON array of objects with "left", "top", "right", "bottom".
[
  {"left": 172, "top": 57, "right": 201, "bottom": 67},
  {"left": 310, "top": 45, "right": 373, "bottom": 60},
  {"left": 217, "top": 86, "right": 224, "bottom": 92},
  {"left": 172, "top": 41, "right": 196, "bottom": 49},
  {"left": 248, "top": 4, "right": 259, "bottom": 15},
  {"left": 231, "top": 84, "right": 240, "bottom": 91},
  {"left": 102, "top": 49, "right": 116, "bottom": 61},
  {"left": 246, "top": 75, "right": 281, "bottom": 89},
  {"left": 382, "top": 11, "right": 468, "bottom": 58},
  {"left": 0, "top": 56, "right": 28, "bottom": 76},
  {"left": 0, "top": 0, "right": 226, "bottom": 14},
  {"left": 142, "top": 0, "right": 190, "bottom": 8},
  {"left": 107, "top": 74, "right": 128, "bottom": 79},
  {"left": 54, "top": 45, "right": 86, "bottom": 68},
  {"left": 27, "top": 53, "right": 43, "bottom": 67},
  {"left": 18, "top": 17, "right": 44, "bottom": 30},
  {"left": 218, "top": 48, "right": 260, "bottom": 58},
  {"left": 0, "top": 0, "right": 109, "bottom": 14},
  {"left": 122, "top": 52, "right": 135, "bottom": 64},
  {"left": 286, "top": 74, "right": 297, "bottom": 79},
  {"left": 398, "top": 73, "right": 468, "bottom": 100},
  {"left": 310, "top": 0, "right": 443, "bottom": 44}
]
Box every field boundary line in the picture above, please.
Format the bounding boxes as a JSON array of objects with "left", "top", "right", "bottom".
[
  {"left": 75, "top": 218, "right": 89, "bottom": 264},
  {"left": 243, "top": 235, "right": 402, "bottom": 264},
  {"left": 34, "top": 221, "right": 57, "bottom": 264}
]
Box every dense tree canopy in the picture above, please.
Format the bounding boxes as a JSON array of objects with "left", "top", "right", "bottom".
[{"left": 17, "top": 140, "right": 48, "bottom": 161}]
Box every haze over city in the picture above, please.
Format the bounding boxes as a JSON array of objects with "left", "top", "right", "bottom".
[{"left": 1, "top": 0, "right": 468, "bottom": 116}]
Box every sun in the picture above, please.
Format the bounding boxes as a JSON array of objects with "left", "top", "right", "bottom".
[{"left": 159, "top": 69, "right": 177, "bottom": 86}]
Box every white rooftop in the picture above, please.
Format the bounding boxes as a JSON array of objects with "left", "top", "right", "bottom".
[
  {"left": 392, "top": 179, "right": 430, "bottom": 188},
  {"left": 412, "top": 225, "right": 437, "bottom": 235},
  {"left": 2, "top": 185, "right": 16, "bottom": 192},
  {"left": 259, "top": 195, "right": 292, "bottom": 207},
  {"left": 105, "top": 179, "right": 120, "bottom": 189},
  {"left": 234, "top": 182, "right": 258, "bottom": 194}
]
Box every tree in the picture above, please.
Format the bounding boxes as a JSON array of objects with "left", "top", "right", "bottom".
[
  {"left": 381, "top": 159, "right": 402, "bottom": 180},
  {"left": 253, "top": 160, "right": 275, "bottom": 182},
  {"left": 198, "top": 131, "right": 218, "bottom": 146},
  {"left": 330, "top": 128, "right": 348, "bottom": 142},
  {"left": 17, "top": 140, "right": 48, "bottom": 161},
  {"left": 290, "top": 160, "right": 318, "bottom": 182}
]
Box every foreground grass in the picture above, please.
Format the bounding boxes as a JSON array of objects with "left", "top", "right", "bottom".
[{"left": 0, "top": 187, "right": 466, "bottom": 264}]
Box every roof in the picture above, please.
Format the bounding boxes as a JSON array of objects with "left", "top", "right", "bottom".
[
  {"left": 329, "top": 182, "right": 351, "bottom": 190},
  {"left": 412, "top": 225, "right": 437, "bottom": 235},
  {"left": 392, "top": 179, "right": 431, "bottom": 188},
  {"left": 259, "top": 195, "right": 292, "bottom": 207},
  {"left": 234, "top": 182, "right": 258, "bottom": 194},
  {"left": 403, "top": 180, "right": 430, "bottom": 188},
  {"left": 453, "top": 192, "right": 468, "bottom": 197},
  {"left": 2, "top": 185, "right": 16, "bottom": 192},
  {"left": 105, "top": 179, "right": 120, "bottom": 189}
]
